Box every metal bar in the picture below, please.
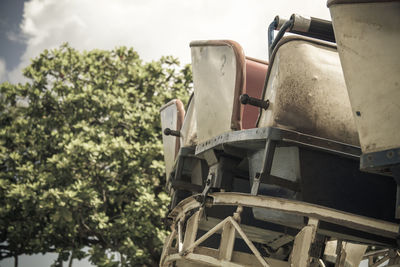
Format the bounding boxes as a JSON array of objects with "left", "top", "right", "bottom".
[
  {"left": 160, "top": 229, "right": 177, "bottom": 267},
  {"left": 199, "top": 216, "right": 292, "bottom": 248},
  {"left": 279, "top": 129, "right": 360, "bottom": 158},
  {"left": 268, "top": 235, "right": 294, "bottom": 251},
  {"left": 165, "top": 252, "right": 244, "bottom": 267},
  {"left": 269, "top": 19, "right": 294, "bottom": 58},
  {"left": 363, "top": 249, "right": 389, "bottom": 259},
  {"left": 169, "top": 193, "right": 399, "bottom": 238},
  {"left": 290, "top": 218, "right": 319, "bottom": 267},
  {"left": 334, "top": 240, "right": 345, "bottom": 267},
  {"left": 368, "top": 255, "right": 374, "bottom": 267},
  {"left": 268, "top": 19, "right": 277, "bottom": 55},
  {"left": 370, "top": 254, "right": 390, "bottom": 267},
  {"left": 290, "top": 225, "right": 316, "bottom": 267},
  {"left": 252, "top": 139, "right": 276, "bottom": 195},
  {"left": 182, "top": 210, "right": 201, "bottom": 251},
  {"left": 268, "top": 19, "right": 293, "bottom": 60},
  {"left": 181, "top": 217, "right": 231, "bottom": 255},
  {"left": 178, "top": 221, "right": 184, "bottom": 252},
  {"left": 210, "top": 193, "right": 399, "bottom": 238},
  {"left": 194, "top": 126, "right": 360, "bottom": 159},
  {"left": 219, "top": 220, "right": 236, "bottom": 261},
  {"left": 228, "top": 217, "right": 270, "bottom": 267},
  {"left": 195, "top": 127, "right": 272, "bottom": 155}
]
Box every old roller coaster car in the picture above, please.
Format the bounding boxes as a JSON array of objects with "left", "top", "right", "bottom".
[{"left": 159, "top": 1, "right": 400, "bottom": 266}]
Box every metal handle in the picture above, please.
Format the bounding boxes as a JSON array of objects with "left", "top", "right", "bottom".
[
  {"left": 240, "top": 94, "right": 270, "bottom": 110},
  {"left": 268, "top": 14, "right": 335, "bottom": 59},
  {"left": 164, "top": 128, "right": 181, "bottom": 137},
  {"left": 290, "top": 14, "right": 335, "bottom": 43}
]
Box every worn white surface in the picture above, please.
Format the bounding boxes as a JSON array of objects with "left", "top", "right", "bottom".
[
  {"left": 160, "top": 100, "right": 180, "bottom": 182},
  {"left": 258, "top": 37, "right": 359, "bottom": 145},
  {"left": 324, "top": 240, "right": 367, "bottom": 267},
  {"left": 180, "top": 98, "right": 198, "bottom": 147},
  {"left": 252, "top": 147, "right": 303, "bottom": 227},
  {"left": 329, "top": 2, "right": 400, "bottom": 153},
  {"left": 271, "top": 147, "right": 300, "bottom": 182},
  {"left": 191, "top": 45, "right": 237, "bottom": 143}
]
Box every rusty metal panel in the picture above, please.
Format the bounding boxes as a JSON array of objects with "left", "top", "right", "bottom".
[
  {"left": 258, "top": 37, "right": 359, "bottom": 146},
  {"left": 329, "top": 1, "right": 400, "bottom": 153}
]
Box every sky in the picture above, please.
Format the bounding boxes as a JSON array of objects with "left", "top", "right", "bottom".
[
  {"left": 0, "top": 0, "right": 331, "bottom": 84},
  {"left": 0, "top": 0, "right": 371, "bottom": 267}
]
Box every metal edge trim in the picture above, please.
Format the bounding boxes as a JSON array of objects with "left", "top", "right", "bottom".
[{"left": 168, "top": 192, "right": 399, "bottom": 239}]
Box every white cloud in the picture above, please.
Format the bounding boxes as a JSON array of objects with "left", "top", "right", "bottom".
[
  {"left": 8, "top": 0, "right": 331, "bottom": 83},
  {"left": 6, "top": 30, "right": 25, "bottom": 44}
]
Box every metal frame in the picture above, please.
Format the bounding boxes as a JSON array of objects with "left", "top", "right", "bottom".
[
  {"left": 171, "top": 127, "right": 364, "bottom": 208},
  {"left": 169, "top": 193, "right": 399, "bottom": 239},
  {"left": 360, "top": 147, "right": 400, "bottom": 174},
  {"left": 363, "top": 249, "right": 400, "bottom": 267},
  {"left": 161, "top": 206, "right": 289, "bottom": 267},
  {"left": 195, "top": 127, "right": 361, "bottom": 159},
  {"left": 161, "top": 192, "right": 399, "bottom": 267}
]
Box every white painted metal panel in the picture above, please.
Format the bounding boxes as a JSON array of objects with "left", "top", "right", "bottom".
[
  {"left": 191, "top": 41, "right": 244, "bottom": 144},
  {"left": 258, "top": 37, "right": 359, "bottom": 145},
  {"left": 329, "top": 1, "right": 400, "bottom": 153},
  {"left": 180, "top": 97, "right": 198, "bottom": 147},
  {"left": 160, "top": 100, "right": 183, "bottom": 182}
]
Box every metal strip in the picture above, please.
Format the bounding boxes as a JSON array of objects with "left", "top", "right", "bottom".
[
  {"left": 164, "top": 252, "right": 245, "bottom": 267},
  {"left": 228, "top": 217, "right": 270, "bottom": 267},
  {"left": 195, "top": 126, "right": 360, "bottom": 158},
  {"left": 168, "top": 193, "right": 399, "bottom": 239},
  {"left": 195, "top": 127, "right": 272, "bottom": 155}
]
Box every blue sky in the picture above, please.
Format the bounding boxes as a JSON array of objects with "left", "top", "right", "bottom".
[{"left": 0, "top": 0, "right": 26, "bottom": 71}]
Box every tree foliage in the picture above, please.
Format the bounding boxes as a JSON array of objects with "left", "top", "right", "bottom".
[{"left": 0, "top": 44, "right": 191, "bottom": 266}]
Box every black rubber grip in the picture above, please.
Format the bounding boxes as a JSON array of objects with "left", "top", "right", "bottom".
[
  {"left": 309, "top": 17, "right": 335, "bottom": 42},
  {"left": 291, "top": 17, "right": 335, "bottom": 43},
  {"left": 240, "top": 94, "right": 270, "bottom": 110},
  {"left": 164, "top": 128, "right": 180, "bottom": 137}
]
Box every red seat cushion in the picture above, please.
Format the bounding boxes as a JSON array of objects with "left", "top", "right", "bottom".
[{"left": 242, "top": 58, "right": 268, "bottom": 129}]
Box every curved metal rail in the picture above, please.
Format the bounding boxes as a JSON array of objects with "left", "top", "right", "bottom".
[
  {"left": 169, "top": 192, "right": 399, "bottom": 239},
  {"left": 162, "top": 193, "right": 400, "bottom": 267}
]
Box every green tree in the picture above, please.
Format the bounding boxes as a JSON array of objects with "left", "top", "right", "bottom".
[{"left": 0, "top": 44, "right": 191, "bottom": 266}]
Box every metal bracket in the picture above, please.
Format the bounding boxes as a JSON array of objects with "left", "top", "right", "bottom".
[
  {"left": 251, "top": 173, "right": 261, "bottom": 195},
  {"left": 201, "top": 172, "right": 215, "bottom": 200},
  {"left": 251, "top": 140, "right": 276, "bottom": 195}
]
